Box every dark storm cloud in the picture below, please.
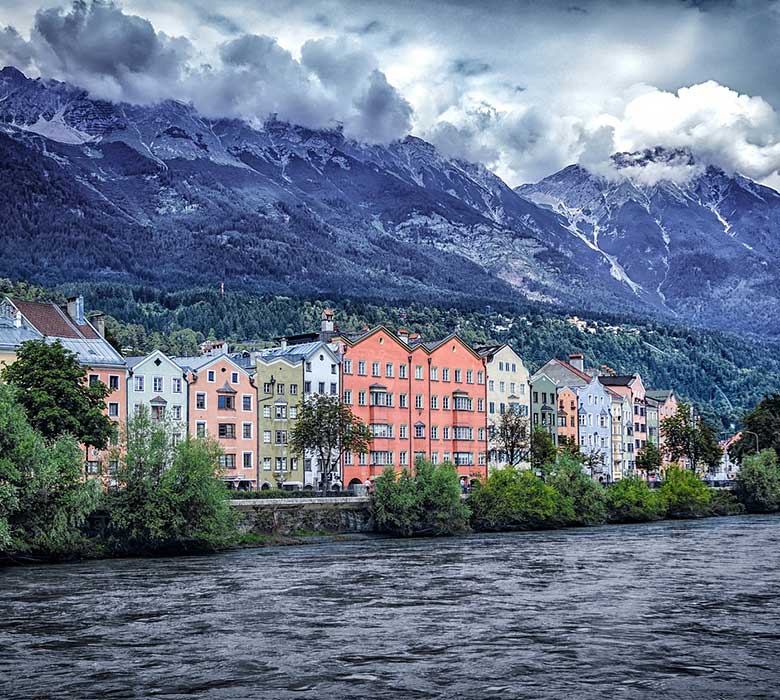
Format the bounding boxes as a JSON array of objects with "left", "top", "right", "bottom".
[
  {"left": 452, "top": 59, "right": 491, "bottom": 77},
  {"left": 0, "top": 25, "right": 35, "bottom": 70}
]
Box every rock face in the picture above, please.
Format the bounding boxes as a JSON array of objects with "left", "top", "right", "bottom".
[
  {"left": 1, "top": 67, "right": 780, "bottom": 335},
  {"left": 231, "top": 498, "right": 374, "bottom": 535}
]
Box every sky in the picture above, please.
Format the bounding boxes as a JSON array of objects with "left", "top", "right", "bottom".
[{"left": 2, "top": 0, "right": 780, "bottom": 187}]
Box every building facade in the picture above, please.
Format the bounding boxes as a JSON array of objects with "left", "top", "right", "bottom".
[
  {"left": 599, "top": 374, "right": 647, "bottom": 473},
  {"left": 576, "top": 376, "right": 613, "bottom": 480},
  {"left": 530, "top": 372, "right": 559, "bottom": 446},
  {"left": 126, "top": 350, "right": 188, "bottom": 440}
]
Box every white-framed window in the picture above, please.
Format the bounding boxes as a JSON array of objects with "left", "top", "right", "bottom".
[
  {"left": 443, "top": 427, "right": 450, "bottom": 440},
  {"left": 153, "top": 376, "right": 163, "bottom": 393},
  {"left": 442, "top": 396, "right": 450, "bottom": 410},
  {"left": 466, "top": 370, "right": 474, "bottom": 384},
  {"left": 372, "top": 361, "right": 380, "bottom": 377},
  {"left": 207, "top": 370, "right": 216, "bottom": 383},
  {"left": 263, "top": 405, "right": 271, "bottom": 418},
  {"left": 134, "top": 375, "right": 145, "bottom": 392},
  {"left": 358, "top": 360, "right": 367, "bottom": 376},
  {"left": 172, "top": 377, "right": 182, "bottom": 393},
  {"left": 385, "top": 363, "right": 394, "bottom": 378},
  {"left": 344, "top": 389, "right": 353, "bottom": 404},
  {"left": 477, "top": 398, "right": 484, "bottom": 412},
  {"left": 263, "top": 430, "right": 271, "bottom": 444},
  {"left": 431, "top": 426, "right": 438, "bottom": 439},
  {"left": 242, "top": 422, "right": 253, "bottom": 439},
  {"left": 399, "top": 393, "right": 408, "bottom": 408},
  {"left": 172, "top": 405, "right": 182, "bottom": 420},
  {"left": 195, "top": 392, "right": 206, "bottom": 410},
  {"left": 400, "top": 451, "right": 408, "bottom": 465},
  {"left": 455, "top": 369, "right": 462, "bottom": 383},
  {"left": 289, "top": 406, "right": 298, "bottom": 419},
  {"left": 358, "top": 391, "right": 367, "bottom": 406},
  {"left": 242, "top": 395, "right": 253, "bottom": 411},
  {"left": 431, "top": 367, "right": 438, "bottom": 381},
  {"left": 275, "top": 404, "right": 287, "bottom": 419},
  {"left": 415, "top": 423, "right": 425, "bottom": 438},
  {"left": 477, "top": 371, "right": 484, "bottom": 385},
  {"left": 196, "top": 421, "right": 207, "bottom": 438},
  {"left": 231, "top": 372, "right": 239, "bottom": 384},
  {"left": 108, "top": 375, "right": 120, "bottom": 391},
  {"left": 415, "top": 365, "right": 423, "bottom": 380},
  {"left": 263, "top": 457, "right": 272, "bottom": 471},
  {"left": 399, "top": 364, "right": 407, "bottom": 379},
  {"left": 343, "top": 359, "right": 353, "bottom": 374},
  {"left": 108, "top": 402, "right": 119, "bottom": 417},
  {"left": 275, "top": 430, "right": 287, "bottom": 445},
  {"left": 415, "top": 394, "right": 423, "bottom": 409},
  {"left": 431, "top": 395, "right": 438, "bottom": 409},
  {"left": 243, "top": 452, "right": 253, "bottom": 469},
  {"left": 399, "top": 424, "right": 408, "bottom": 439},
  {"left": 442, "top": 368, "right": 450, "bottom": 381}
]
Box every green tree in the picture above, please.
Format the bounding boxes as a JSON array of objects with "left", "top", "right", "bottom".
[
  {"left": 0, "top": 385, "right": 100, "bottom": 558},
  {"left": 493, "top": 411, "right": 530, "bottom": 467},
  {"left": 1, "top": 339, "right": 114, "bottom": 451},
  {"left": 730, "top": 395, "right": 780, "bottom": 463},
  {"left": 530, "top": 427, "right": 556, "bottom": 473},
  {"left": 546, "top": 454, "right": 607, "bottom": 526},
  {"left": 659, "top": 466, "right": 712, "bottom": 518},
  {"left": 635, "top": 441, "right": 663, "bottom": 480},
  {"left": 604, "top": 477, "right": 665, "bottom": 523},
  {"left": 469, "top": 467, "right": 567, "bottom": 531},
  {"left": 734, "top": 449, "right": 780, "bottom": 513},
  {"left": 372, "top": 461, "right": 470, "bottom": 536},
  {"left": 105, "top": 408, "right": 235, "bottom": 553},
  {"left": 289, "top": 394, "right": 371, "bottom": 493},
  {"left": 660, "top": 403, "right": 722, "bottom": 473}
]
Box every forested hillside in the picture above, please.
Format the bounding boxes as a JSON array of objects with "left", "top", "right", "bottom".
[{"left": 5, "top": 279, "right": 776, "bottom": 432}]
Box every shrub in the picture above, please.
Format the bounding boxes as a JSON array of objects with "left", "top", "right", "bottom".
[
  {"left": 372, "top": 461, "right": 470, "bottom": 537},
  {"left": 659, "top": 467, "right": 711, "bottom": 518},
  {"left": 605, "top": 477, "right": 665, "bottom": 523},
  {"left": 734, "top": 450, "right": 780, "bottom": 513},
  {"left": 707, "top": 490, "right": 745, "bottom": 516},
  {"left": 546, "top": 455, "right": 606, "bottom": 526},
  {"left": 470, "top": 467, "right": 568, "bottom": 531}
]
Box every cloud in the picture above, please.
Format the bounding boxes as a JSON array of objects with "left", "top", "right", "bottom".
[{"left": 0, "top": 25, "right": 34, "bottom": 70}]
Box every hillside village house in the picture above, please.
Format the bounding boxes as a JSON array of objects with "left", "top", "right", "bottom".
[
  {"left": 599, "top": 374, "right": 648, "bottom": 473},
  {"left": 530, "top": 371, "right": 560, "bottom": 446},
  {"left": 0, "top": 296, "right": 127, "bottom": 475},
  {"left": 334, "top": 326, "right": 489, "bottom": 488},
  {"left": 478, "top": 344, "right": 531, "bottom": 471},
  {"left": 126, "top": 350, "right": 188, "bottom": 440},
  {"left": 174, "top": 350, "right": 258, "bottom": 490}
]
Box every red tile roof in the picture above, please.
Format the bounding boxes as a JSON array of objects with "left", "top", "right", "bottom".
[{"left": 11, "top": 299, "right": 98, "bottom": 339}]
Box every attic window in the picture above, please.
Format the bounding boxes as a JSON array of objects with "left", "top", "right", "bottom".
[
  {"left": 379, "top": 336, "right": 384, "bottom": 344},
  {"left": 154, "top": 358, "right": 162, "bottom": 366}
]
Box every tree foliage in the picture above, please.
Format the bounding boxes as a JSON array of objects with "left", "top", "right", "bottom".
[
  {"left": 546, "top": 454, "right": 607, "bottom": 526},
  {"left": 289, "top": 394, "right": 371, "bottom": 491},
  {"left": 493, "top": 411, "right": 530, "bottom": 467},
  {"left": 659, "top": 467, "right": 712, "bottom": 518},
  {"left": 734, "top": 449, "right": 780, "bottom": 513},
  {"left": 730, "top": 395, "right": 780, "bottom": 463},
  {"left": 660, "top": 402, "right": 722, "bottom": 472},
  {"left": 530, "top": 427, "right": 557, "bottom": 473},
  {"left": 635, "top": 441, "right": 663, "bottom": 478},
  {"left": 1, "top": 339, "right": 114, "bottom": 451},
  {"left": 372, "top": 461, "right": 470, "bottom": 536},
  {"left": 604, "top": 476, "right": 665, "bottom": 523}
]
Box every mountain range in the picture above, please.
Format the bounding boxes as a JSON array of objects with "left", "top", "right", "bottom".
[{"left": 1, "top": 66, "right": 779, "bottom": 336}]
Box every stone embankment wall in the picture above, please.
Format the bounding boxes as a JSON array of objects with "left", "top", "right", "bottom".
[{"left": 230, "top": 497, "right": 373, "bottom": 535}]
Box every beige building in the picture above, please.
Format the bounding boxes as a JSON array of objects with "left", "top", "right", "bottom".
[{"left": 478, "top": 344, "right": 531, "bottom": 471}]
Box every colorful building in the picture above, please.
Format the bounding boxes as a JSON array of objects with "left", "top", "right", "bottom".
[
  {"left": 335, "top": 327, "right": 488, "bottom": 488},
  {"left": 530, "top": 371, "right": 559, "bottom": 446},
  {"left": 174, "top": 349, "right": 258, "bottom": 490},
  {"left": 478, "top": 343, "right": 531, "bottom": 471},
  {"left": 126, "top": 350, "right": 188, "bottom": 440},
  {"left": 599, "top": 374, "right": 647, "bottom": 472},
  {"left": 1, "top": 296, "right": 127, "bottom": 475}
]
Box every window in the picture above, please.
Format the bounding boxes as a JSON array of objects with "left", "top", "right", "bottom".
[
  {"left": 442, "top": 368, "right": 450, "bottom": 381},
  {"left": 109, "top": 375, "right": 120, "bottom": 391},
  {"left": 263, "top": 431, "right": 271, "bottom": 444},
  {"left": 466, "top": 370, "right": 474, "bottom": 384},
  {"left": 172, "top": 405, "right": 182, "bottom": 421},
  {"left": 344, "top": 390, "right": 353, "bottom": 404},
  {"left": 372, "top": 362, "right": 380, "bottom": 377},
  {"left": 277, "top": 384, "right": 285, "bottom": 395},
  {"left": 172, "top": 378, "right": 182, "bottom": 393},
  {"left": 431, "top": 426, "right": 438, "bottom": 439},
  {"left": 263, "top": 405, "right": 271, "bottom": 419},
  {"left": 477, "top": 371, "right": 484, "bottom": 384},
  {"left": 371, "top": 423, "right": 394, "bottom": 438},
  {"left": 86, "top": 461, "right": 101, "bottom": 475},
  {"left": 330, "top": 382, "right": 337, "bottom": 395},
  {"left": 477, "top": 399, "right": 484, "bottom": 412},
  {"left": 400, "top": 424, "right": 408, "bottom": 439},
  {"left": 134, "top": 375, "right": 145, "bottom": 392},
  {"left": 533, "top": 391, "right": 538, "bottom": 404},
  {"left": 453, "top": 426, "right": 473, "bottom": 440},
  {"left": 89, "top": 374, "right": 100, "bottom": 387},
  {"left": 242, "top": 423, "right": 253, "bottom": 439},
  {"left": 304, "top": 381, "right": 312, "bottom": 393},
  {"left": 431, "top": 395, "right": 439, "bottom": 409},
  {"left": 399, "top": 364, "right": 407, "bottom": 379},
  {"left": 453, "top": 396, "right": 472, "bottom": 411},
  {"left": 290, "top": 457, "right": 299, "bottom": 471},
  {"left": 196, "top": 422, "right": 206, "bottom": 438},
  {"left": 290, "top": 406, "right": 297, "bottom": 419},
  {"left": 370, "top": 451, "right": 394, "bottom": 466},
  {"left": 453, "top": 452, "right": 474, "bottom": 466},
  {"left": 489, "top": 380, "right": 495, "bottom": 391},
  {"left": 358, "top": 391, "right": 367, "bottom": 406},
  {"left": 455, "top": 369, "right": 462, "bottom": 383},
  {"left": 370, "top": 391, "right": 393, "bottom": 407},
  {"left": 218, "top": 395, "right": 235, "bottom": 410},
  {"left": 489, "top": 401, "right": 495, "bottom": 414},
  {"left": 399, "top": 393, "right": 408, "bottom": 408},
  {"left": 430, "top": 367, "right": 438, "bottom": 381},
  {"left": 400, "top": 451, "right": 408, "bottom": 465},
  {"left": 275, "top": 430, "right": 288, "bottom": 445},
  {"left": 318, "top": 382, "right": 326, "bottom": 394},
  {"left": 243, "top": 452, "right": 253, "bottom": 469},
  {"left": 385, "top": 363, "right": 394, "bottom": 378},
  {"left": 263, "top": 383, "right": 272, "bottom": 394},
  {"left": 207, "top": 370, "right": 216, "bottom": 383},
  {"left": 219, "top": 454, "right": 236, "bottom": 470},
  {"left": 153, "top": 376, "right": 163, "bottom": 393},
  {"left": 478, "top": 428, "right": 485, "bottom": 441},
  {"left": 275, "top": 457, "right": 286, "bottom": 472},
  {"left": 343, "top": 359, "right": 353, "bottom": 374},
  {"left": 415, "top": 394, "right": 423, "bottom": 409},
  {"left": 442, "top": 396, "right": 450, "bottom": 410},
  {"left": 218, "top": 424, "right": 236, "bottom": 439},
  {"left": 196, "top": 392, "right": 206, "bottom": 410},
  {"left": 415, "top": 365, "right": 423, "bottom": 380},
  {"left": 499, "top": 381, "right": 505, "bottom": 393},
  {"left": 108, "top": 402, "right": 119, "bottom": 417},
  {"left": 275, "top": 404, "right": 287, "bottom": 419},
  {"left": 290, "top": 384, "right": 298, "bottom": 395},
  {"left": 263, "top": 457, "right": 272, "bottom": 471},
  {"left": 415, "top": 423, "right": 425, "bottom": 438},
  {"left": 242, "top": 395, "right": 253, "bottom": 411},
  {"left": 306, "top": 361, "right": 312, "bottom": 372},
  {"left": 358, "top": 360, "right": 367, "bottom": 376}
]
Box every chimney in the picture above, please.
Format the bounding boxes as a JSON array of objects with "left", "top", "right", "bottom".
[
  {"left": 14, "top": 310, "right": 22, "bottom": 328},
  {"left": 280, "top": 337, "right": 288, "bottom": 350},
  {"left": 92, "top": 312, "right": 106, "bottom": 338},
  {"left": 320, "top": 309, "right": 335, "bottom": 341},
  {"left": 398, "top": 327, "right": 409, "bottom": 343},
  {"left": 569, "top": 353, "right": 585, "bottom": 372},
  {"left": 67, "top": 295, "right": 85, "bottom": 325}
]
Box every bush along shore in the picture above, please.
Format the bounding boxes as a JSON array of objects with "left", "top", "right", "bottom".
[{"left": 3, "top": 376, "right": 780, "bottom": 563}]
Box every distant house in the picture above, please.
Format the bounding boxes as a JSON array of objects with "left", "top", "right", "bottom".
[
  {"left": 599, "top": 374, "right": 648, "bottom": 473},
  {"left": 126, "top": 350, "right": 188, "bottom": 439},
  {"left": 0, "top": 295, "right": 127, "bottom": 475}
]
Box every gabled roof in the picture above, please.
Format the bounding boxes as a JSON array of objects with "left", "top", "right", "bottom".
[
  {"left": 647, "top": 389, "right": 676, "bottom": 402},
  {"left": 173, "top": 353, "right": 249, "bottom": 376},
  {"left": 599, "top": 375, "right": 636, "bottom": 387},
  {"left": 338, "top": 325, "right": 482, "bottom": 360},
  {"left": 125, "top": 350, "right": 181, "bottom": 371},
  {"left": 534, "top": 358, "right": 591, "bottom": 387}
]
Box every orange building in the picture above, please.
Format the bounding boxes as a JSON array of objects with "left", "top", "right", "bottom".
[
  {"left": 335, "top": 326, "right": 488, "bottom": 488},
  {"left": 557, "top": 387, "right": 579, "bottom": 447},
  {"left": 175, "top": 351, "right": 258, "bottom": 490}
]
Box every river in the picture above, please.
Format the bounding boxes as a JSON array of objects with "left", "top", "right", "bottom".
[{"left": 1, "top": 515, "right": 779, "bottom": 699}]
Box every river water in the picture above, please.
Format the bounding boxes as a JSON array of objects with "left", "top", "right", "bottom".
[{"left": 1, "top": 515, "right": 779, "bottom": 699}]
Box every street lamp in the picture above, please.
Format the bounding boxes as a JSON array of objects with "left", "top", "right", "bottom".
[{"left": 743, "top": 430, "right": 760, "bottom": 454}]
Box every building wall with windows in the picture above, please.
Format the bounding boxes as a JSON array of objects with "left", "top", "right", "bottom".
[
  {"left": 575, "top": 377, "right": 613, "bottom": 480},
  {"left": 338, "top": 327, "right": 488, "bottom": 488},
  {"left": 481, "top": 344, "right": 531, "bottom": 471},
  {"left": 178, "top": 353, "right": 257, "bottom": 490},
  {"left": 126, "top": 350, "right": 188, "bottom": 439},
  {"left": 557, "top": 387, "right": 579, "bottom": 448},
  {"left": 530, "top": 373, "right": 559, "bottom": 446}
]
